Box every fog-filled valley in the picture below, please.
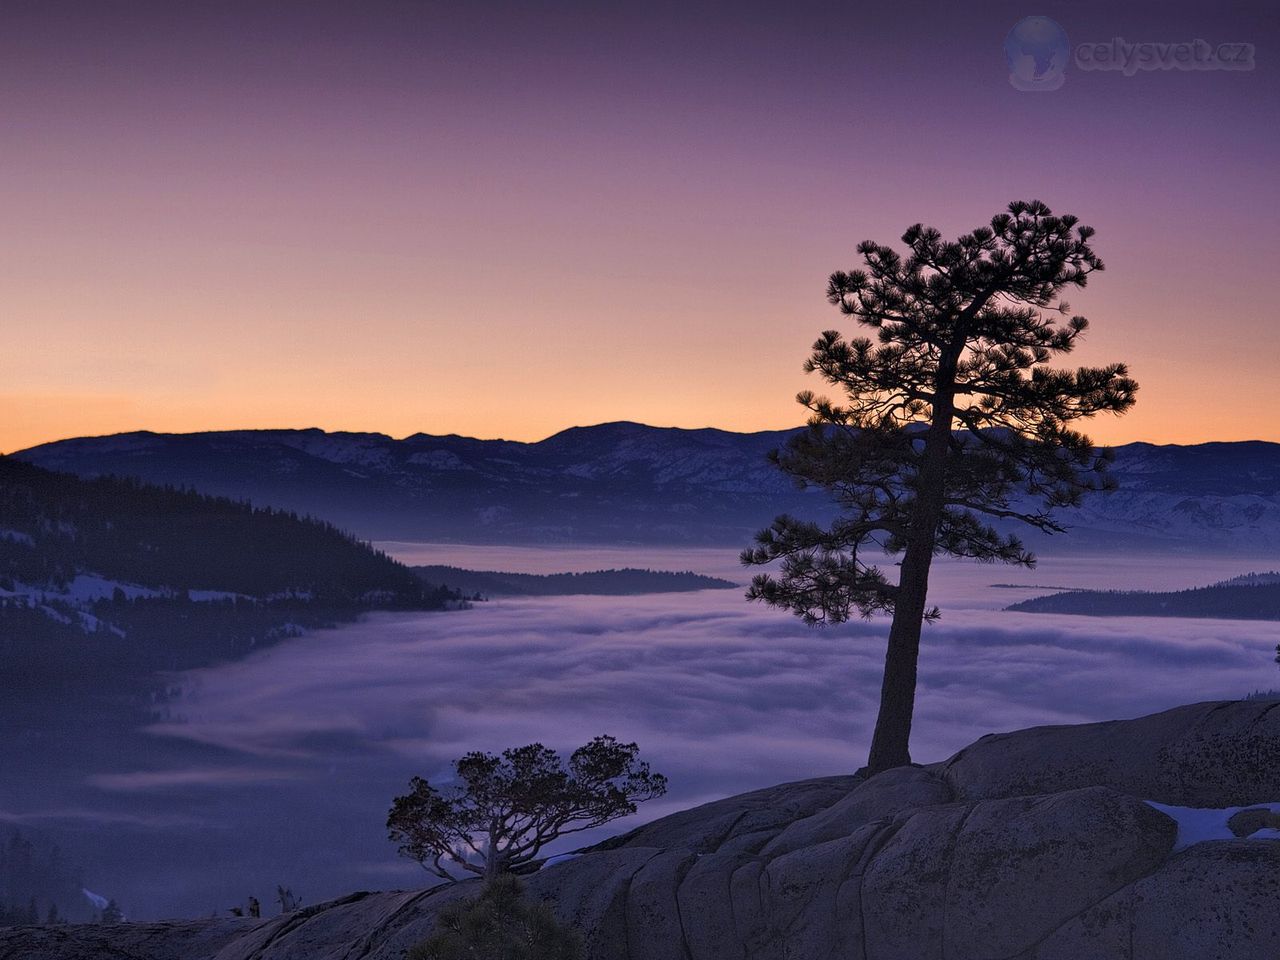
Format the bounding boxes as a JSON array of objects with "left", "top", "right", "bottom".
[{"left": 4, "top": 541, "right": 1276, "bottom": 920}]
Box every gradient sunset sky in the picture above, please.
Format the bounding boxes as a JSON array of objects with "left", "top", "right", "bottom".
[{"left": 2, "top": 0, "right": 1275, "bottom": 452}]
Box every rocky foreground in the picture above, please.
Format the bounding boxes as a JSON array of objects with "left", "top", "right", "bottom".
[{"left": 5, "top": 699, "right": 1280, "bottom": 960}]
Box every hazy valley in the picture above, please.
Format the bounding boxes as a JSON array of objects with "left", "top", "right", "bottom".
[{"left": 3, "top": 438, "right": 1280, "bottom": 921}]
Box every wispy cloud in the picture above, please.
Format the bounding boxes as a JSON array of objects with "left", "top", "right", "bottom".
[
  {"left": 88, "top": 766, "right": 303, "bottom": 792},
  {"left": 0, "top": 806, "right": 207, "bottom": 829}
]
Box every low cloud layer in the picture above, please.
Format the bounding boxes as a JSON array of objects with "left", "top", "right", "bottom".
[
  {"left": 152, "top": 585, "right": 1278, "bottom": 786},
  {"left": 22, "top": 549, "right": 1280, "bottom": 918}
]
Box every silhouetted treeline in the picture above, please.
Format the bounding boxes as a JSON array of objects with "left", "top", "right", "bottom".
[
  {"left": 1009, "top": 581, "right": 1280, "bottom": 620},
  {"left": 0, "top": 830, "right": 87, "bottom": 926},
  {"left": 0, "top": 457, "right": 445, "bottom": 603},
  {"left": 1215, "top": 571, "right": 1280, "bottom": 588},
  {"left": 412, "top": 566, "right": 737, "bottom": 597},
  {"left": 0, "top": 457, "right": 459, "bottom": 716}
]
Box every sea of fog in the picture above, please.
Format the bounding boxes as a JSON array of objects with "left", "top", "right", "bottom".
[{"left": 10, "top": 545, "right": 1280, "bottom": 919}]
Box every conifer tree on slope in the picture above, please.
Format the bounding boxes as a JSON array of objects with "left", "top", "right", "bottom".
[{"left": 743, "top": 200, "right": 1138, "bottom": 774}]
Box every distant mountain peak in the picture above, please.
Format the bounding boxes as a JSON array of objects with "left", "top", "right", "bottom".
[{"left": 13, "top": 426, "right": 1280, "bottom": 549}]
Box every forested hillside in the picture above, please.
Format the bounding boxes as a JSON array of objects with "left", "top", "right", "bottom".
[
  {"left": 1008, "top": 575, "right": 1280, "bottom": 620},
  {"left": 413, "top": 565, "right": 737, "bottom": 597},
  {"left": 0, "top": 831, "right": 89, "bottom": 926},
  {"left": 0, "top": 457, "right": 458, "bottom": 694},
  {"left": 0, "top": 457, "right": 437, "bottom": 601}
]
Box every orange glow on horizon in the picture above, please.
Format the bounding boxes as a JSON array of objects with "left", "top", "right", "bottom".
[{"left": 3, "top": 4, "right": 1276, "bottom": 454}]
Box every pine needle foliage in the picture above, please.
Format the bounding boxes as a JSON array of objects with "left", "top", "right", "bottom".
[{"left": 743, "top": 200, "right": 1137, "bottom": 773}]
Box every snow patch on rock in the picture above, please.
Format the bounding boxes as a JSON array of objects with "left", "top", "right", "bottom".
[
  {"left": 540, "top": 853, "right": 581, "bottom": 870},
  {"left": 1145, "top": 800, "right": 1280, "bottom": 851}
]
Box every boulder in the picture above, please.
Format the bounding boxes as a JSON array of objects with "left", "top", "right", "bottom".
[
  {"left": 623, "top": 849, "right": 698, "bottom": 960},
  {"left": 1226, "top": 807, "right": 1280, "bottom": 837},
  {"left": 939, "top": 699, "right": 1280, "bottom": 806},
  {"left": 943, "top": 787, "right": 1174, "bottom": 958},
  {"left": 761, "top": 766, "right": 951, "bottom": 858},
  {"left": 1029, "top": 841, "right": 1280, "bottom": 960},
  {"left": 596, "top": 776, "right": 860, "bottom": 855},
  {"left": 860, "top": 804, "right": 966, "bottom": 960}
]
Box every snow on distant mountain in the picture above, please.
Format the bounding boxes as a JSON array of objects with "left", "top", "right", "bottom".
[{"left": 14, "top": 425, "right": 1280, "bottom": 550}]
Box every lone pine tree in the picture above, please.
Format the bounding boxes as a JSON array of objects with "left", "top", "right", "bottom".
[{"left": 744, "top": 200, "right": 1137, "bottom": 774}]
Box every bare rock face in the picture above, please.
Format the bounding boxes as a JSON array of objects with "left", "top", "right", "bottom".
[
  {"left": 4, "top": 700, "right": 1279, "bottom": 960},
  {"left": 938, "top": 699, "right": 1280, "bottom": 806},
  {"left": 760, "top": 766, "right": 950, "bottom": 858},
  {"left": 0, "top": 918, "right": 255, "bottom": 960},
  {"left": 940, "top": 787, "right": 1174, "bottom": 958},
  {"left": 1030, "top": 841, "right": 1280, "bottom": 960}
]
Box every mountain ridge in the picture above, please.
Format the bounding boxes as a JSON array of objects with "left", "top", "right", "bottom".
[
  {"left": 15, "top": 425, "right": 1280, "bottom": 550},
  {"left": 412, "top": 565, "right": 738, "bottom": 597}
]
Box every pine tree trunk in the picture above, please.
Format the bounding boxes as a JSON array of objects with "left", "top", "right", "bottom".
[
  {"left": 865, "top": 537, "right": 934, "bottom": 773},
  {"left": 864, "top": 344, "right": 962, "bottom": 774}
]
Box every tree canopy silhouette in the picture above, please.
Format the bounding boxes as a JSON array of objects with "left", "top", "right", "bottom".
[
  {"left": 387, "top": 736, "right": 666, "bottom": 883},
  {"left": 743, "top": 200, "right": 1138, "bottom": 774}
]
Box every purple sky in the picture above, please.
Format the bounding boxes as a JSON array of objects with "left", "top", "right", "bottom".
[{"left": 1, "top": 1, "right": 1275, "bottom": 449}]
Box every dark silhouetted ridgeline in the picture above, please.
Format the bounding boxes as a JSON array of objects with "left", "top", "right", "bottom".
[
  {"left": 14, "top": 426, "right": 1280, "bottom": 549},
  {"left": 1008, "top": 575, "right": 1280, "bottom": 621},
  {"left": 0, "top": 830, "right": 90, "bottom": 926},
  {"left": 413, "top": 565, "right": 737, "bottom": 597},
  {"left": 0, "top": 457, "right": 444, "bottom": 602},
  {"left": 0, "top": 457, "right": 458, "bottom": 696}
]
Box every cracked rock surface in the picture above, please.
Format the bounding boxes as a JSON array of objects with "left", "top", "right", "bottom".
[{"left": 4, "top": 700, "right": 1279, "bottom": 960}]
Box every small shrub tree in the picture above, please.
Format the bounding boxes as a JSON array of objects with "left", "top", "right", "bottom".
[
  {"left": 388, "top": 736, "right": 666, "bottom": 882},
  {"left": 408, "top": 875, "right": 581, "bottom": 960}
]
